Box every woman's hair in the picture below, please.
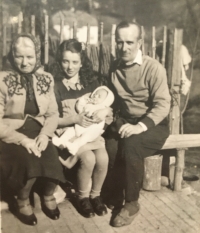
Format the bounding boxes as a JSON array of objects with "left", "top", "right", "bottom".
[
  {"left": 7, "top": 33, "right": 41, "bottom": 73},
  {"left": 53, "top": 39, "right": 95, "bottom": 87}
]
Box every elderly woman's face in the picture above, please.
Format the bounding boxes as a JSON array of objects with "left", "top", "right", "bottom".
[
  {"left": 13, "top": 38, "right": 36, "bottom": 73},
  {"left": 61, "top": 51, "right": 82, "bottom": 78}
]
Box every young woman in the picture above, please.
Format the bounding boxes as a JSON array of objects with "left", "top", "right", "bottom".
[
  {"left": 51, "top": 39, "right": 113, "bottom": 218},
  {"left": 0, "top": 33, "right": 66, "bottom": 225}
]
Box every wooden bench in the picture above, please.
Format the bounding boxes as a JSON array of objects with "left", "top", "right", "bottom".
[{"left": 160, "top": 134, "right": 200, "bottom": 191}]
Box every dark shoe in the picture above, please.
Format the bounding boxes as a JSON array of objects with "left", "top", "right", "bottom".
[
  {"left": 78, "top": 197, "right": 95, "bottom": 218},
  {"left": 90, "top": 196, "right": 107, "bottom": 216},
  {"left": 41, "top": 196, "right": 60, "bottom": 220},
  {"left": 17, "top": 200, "right": 37, "bottom": 226},
  {"left": 111, "top": 203, "right": 140, "bottom": 227}
]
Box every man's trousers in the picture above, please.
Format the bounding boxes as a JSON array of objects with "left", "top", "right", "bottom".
[{"left": 103, "top": 121, "right": 169, "bottom": 202}]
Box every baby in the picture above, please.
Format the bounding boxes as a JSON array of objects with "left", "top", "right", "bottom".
[{"left": 52, "top": 86, "right": 114, "bottom": 167}]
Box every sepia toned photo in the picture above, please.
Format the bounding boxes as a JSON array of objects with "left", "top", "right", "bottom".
[{"left": 0, "top": 0, "right": 200, "bottom": 232}]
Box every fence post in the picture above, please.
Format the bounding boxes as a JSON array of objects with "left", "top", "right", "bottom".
[
  {"left": 17, "top": 12, "right": 23, "bottom": 34},
  {"left": 44, "top": 15, "right": 49, "bottom": 68},
  {"left": 161, "top": 26, "right": 167, "bottom": 66},
  {"left": 31, "top": 15, "right": 35, "bottom": 36},
  {"left": 60, "top": 19, "right": 64, "bottom": 44},
  {"left": 2, "top": 23, "right": 7, "bottom": 69},
  {"left": 168, "top": 28, "right": 183, "bottom": 135},
  {"left": 111, "top": 24, "right": 116, "bottom": 60},
  {"left": 152, "top": 26, "right": 156, "bottom": 59},
  {"left": 167, "top": 28, "right": 184, "bottom": 191},
  {"left": 86, "top": 24, "right": 91, "bottom": 57},
  {"left": 141, "top": 26, "right": 145, "bottom": 55},
  {"left": 3, "top": 24, "right": 7, "bottom": 56},
  {"left": 174, "top": 149, "right": 185, "bottom": 191},
  {"left": 0, "top": 0, "right": 2, "bottom": 70},
  {"left": 99, "top": 22, "right": 103, "bottom": 76},
  {"left": 73, "top": 21, "right": 77, "bottom": 39}
]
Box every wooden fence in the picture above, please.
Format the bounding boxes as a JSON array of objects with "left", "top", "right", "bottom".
[{"left": 0, "top": 13, "right": 182, "bottom": 134}]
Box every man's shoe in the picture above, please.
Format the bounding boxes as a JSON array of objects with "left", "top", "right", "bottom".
[
  {"left": 105, "top": 197, "right": 124, "bottom": 210},
  {"left": 111, "top": 204, "right": 140, "bottom": 227},
  {"left": 90, "top": 196, "right": 107, "bottom": 216},
  {"left": 78, "top": 198, "right": 95, "bottom": 218}
]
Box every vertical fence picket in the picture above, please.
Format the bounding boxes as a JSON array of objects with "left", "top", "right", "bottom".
[
  {"left": 99, "top": 22, "right": 103, "bottom": 45},
  {"left": 86, "top": 24, "right": 91, "bottom": 57},
  {"left": 3, "top": 24, "right": 7, "bottom": 57},
  {"left": 141, "top": 26, "right": 145, "bottom": 55},
  {"left": 86, "top": 24, "right": 90, "bottom": 45},
  {"left": 11, "top": 20, "right": 16, "bottom": 40},
  {"left": 17, "top": 12, "right": 23, "bottom": 34},
  {"left": 111, "top": 24, "right": 116, "bottom": 60},
  {"left": 60, "top": 19, "right": 64, "bottom": 43},
  {"left": 99, "top": 22, "right": 104, "bottom": 75},
  {"left": 44, "top": 15, "right": 49, "bottom": 66},
  {"left": 162, "top": 26, "right": 167, "bottom": 67},
  {"left": 168, "top": 28, "right": 183, "bottom": 135},
  {"left": 73, "top": 21, "right": 77, "bottom": 39},
  {"left": 0, "top": 1, "right": 2, "bottom": 70},
  {"left": 31, "top": 15, "right": 35, "bottom": 36},
  {"left": 152, "top": 26, "right": 156, "bottom": 58}
]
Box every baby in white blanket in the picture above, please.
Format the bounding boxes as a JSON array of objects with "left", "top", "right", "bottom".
[{"left": 52, "top": 86, "right": 114, "bottom": 164}]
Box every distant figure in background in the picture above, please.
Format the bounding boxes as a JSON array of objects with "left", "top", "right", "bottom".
[
  {"left": 156, "top": 41, "right": 192, "bottom": 96},
  {"left": 180, "top": 44, "right": 191, "bottom": 95}
]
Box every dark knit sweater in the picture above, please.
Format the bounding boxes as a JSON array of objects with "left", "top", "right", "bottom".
[{"left": 110, "top": 55, "right": 171, "bottom": 129}]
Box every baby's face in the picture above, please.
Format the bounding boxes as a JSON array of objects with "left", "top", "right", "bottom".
[{"left": 90, "top": 89, "right": 108, "bottom": 104}]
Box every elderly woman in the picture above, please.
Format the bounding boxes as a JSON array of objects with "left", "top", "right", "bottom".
[
  {"left": 0, "top": 33, "right": 65, "bottom": 225},
  {"left": 51, "top": 39, "right": 113, "bottom": 218}
]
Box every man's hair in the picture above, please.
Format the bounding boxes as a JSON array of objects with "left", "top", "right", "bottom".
[{"left": 115, "top": 20, "right": 142, "bottom": 40}]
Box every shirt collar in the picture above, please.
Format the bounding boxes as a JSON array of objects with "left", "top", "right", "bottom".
[
  {"left": 62, "top": 75, "right": 84, "bottom": 91},
  {"left": 126, "top": 49, "right": 143, "bottom": 66}
]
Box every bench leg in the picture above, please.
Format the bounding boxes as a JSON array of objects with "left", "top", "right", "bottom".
[{"left": 173, "top": 149, "right": 185, "bottom": 191}]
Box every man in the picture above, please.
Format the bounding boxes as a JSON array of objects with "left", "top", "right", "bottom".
[{"left": 104, "top": 21, "right": 171, "bottom": 227}]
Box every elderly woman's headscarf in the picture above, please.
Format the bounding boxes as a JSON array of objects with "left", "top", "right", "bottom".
[{"left": 7, "top": 33, "right": 42, "bottom": 100}]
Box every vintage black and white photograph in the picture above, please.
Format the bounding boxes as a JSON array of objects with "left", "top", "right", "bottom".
[{"left": 0, "top": 0, "right": 200, "bottom": 232}]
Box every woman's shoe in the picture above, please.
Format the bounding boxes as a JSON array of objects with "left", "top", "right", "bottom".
[
  {"left": 17, "top": 199, "right": 37, "bottom": 226},
  {"left": 90, "top": 196, "right": 107, "bottom": 216},
  {"left": 41, "top": 196, "right": 60, "bottom": 220},
  {"left": 77, "top": 197, "right": 95, "bottom": 218}
]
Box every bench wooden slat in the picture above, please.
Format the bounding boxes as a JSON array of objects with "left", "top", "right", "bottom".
[{"left": 162, "top": 134, "right": 200, "bottom": 150}]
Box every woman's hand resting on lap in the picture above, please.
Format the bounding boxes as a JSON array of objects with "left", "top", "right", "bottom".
[
  {"left": 20, "top": 138, "right": 41, "bottom": 157},
  {"left": 36, "top": 134, "right": 49, "bottom": 152}
]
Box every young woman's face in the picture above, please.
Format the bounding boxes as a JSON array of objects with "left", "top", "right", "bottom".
[
  {"left": 61, "top": 51, "right": 82, "bottom": 78},
  {"left": 13, "top": 39, "right": 36, "bottom": 73}
]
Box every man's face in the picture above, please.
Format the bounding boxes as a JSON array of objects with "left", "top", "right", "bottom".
[{"left": 116, "top": 25, "right": 142, "bottom": 64}]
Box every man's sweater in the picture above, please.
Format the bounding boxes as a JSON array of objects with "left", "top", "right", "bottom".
[{"left": 110, "top": 55, "right": 171, "bottom": 129}]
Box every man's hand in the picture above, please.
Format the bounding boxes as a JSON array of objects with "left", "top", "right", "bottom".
[
  {"left": 36, "top": 134, "right": 49, "bottom": 152},
  {"left": 119, "top": 123, "right": 144, "bottom": 138},
  {"left": 20, "top": 138, "right": 41, "bottom": 157},
  {"left": 75, "top": 113, "right": 95, "bottom": 128},
  {"left": 92, "top": 107, "right": 113, "bottom": 123}
]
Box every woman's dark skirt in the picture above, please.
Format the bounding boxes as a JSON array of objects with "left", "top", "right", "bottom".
[{"left": 0, "top": 117, "right": 66, "bottom": 191}]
